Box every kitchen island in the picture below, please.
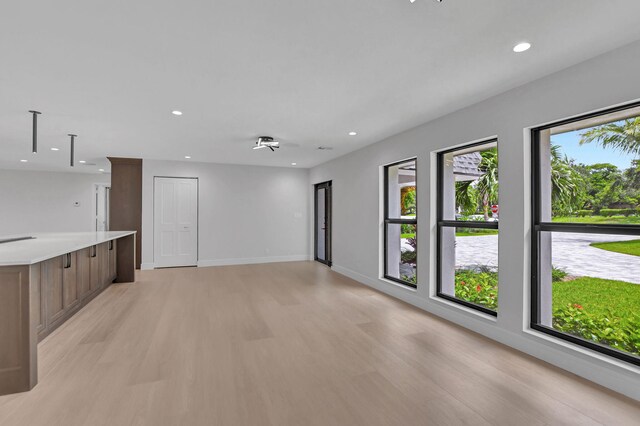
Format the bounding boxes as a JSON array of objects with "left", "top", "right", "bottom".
[{"left": 0, "top": 231, "right": 136, "bottom": 396}]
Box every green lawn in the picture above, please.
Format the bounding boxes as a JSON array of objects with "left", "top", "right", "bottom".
[
  {"left": 400, "top": 230, "right": 499, "bottom": 239},
  {"left": 590, "top": 239, "right": 640, "bottom": 257},
  {"left": 455, "top": 229, "right": 499, "bottom": 237},
  {"left": 552, "top": 277, "right": 640, "bottom": 327},
  {"left": 553, "top": 215, "right": 640, "bottom": 225},
  {"left": 453, "top": 269, "right": 640, "bottom": 328}
]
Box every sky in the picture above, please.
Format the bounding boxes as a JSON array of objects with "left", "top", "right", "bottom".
[{"left": 551, "top": 129, "right": 636, "bottom": 170}]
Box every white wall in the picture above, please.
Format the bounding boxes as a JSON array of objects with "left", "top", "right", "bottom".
[
  {"left": 142, "top": 160, "right": 309, "bottom": 269},
  {"left": 0, "top": 169, "right": 110, "bottom": 236},
  {"left": 309, "top": 40, "right": 640, "bottom": 399}
]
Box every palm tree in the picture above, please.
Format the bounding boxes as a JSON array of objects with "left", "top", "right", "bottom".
[
  {"left": 456, "top": 148, "right": 498, "bottom": 221},
  {"left": 455, "top": 146, "right": 583, "bottom": 217},
  {"left": 550, "top": 145, "right": 584, "bottom": 214},
  {"left": 579, "top": 117, "right": 640, "bottom": 156},
  {"left": 476, "top": 148, "right": 499, "bottom": 221}
]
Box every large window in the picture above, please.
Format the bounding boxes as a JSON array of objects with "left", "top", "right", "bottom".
[
  {"left": 384, "top": 159, "right": 417, "bottom": 287},
  {"left": 532, "top": 102, "right": 640, "bottom": 366},
  {"left": 437, "top": 140, "right": 499, "bottom": 315}
]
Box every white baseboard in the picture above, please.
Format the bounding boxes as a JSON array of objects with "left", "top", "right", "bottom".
[
  {"left": 331, "top": 263, "right": 640, "bottom": 401},
  {"left": 197, "top": 254, "right": 310, "bottom": 268}
]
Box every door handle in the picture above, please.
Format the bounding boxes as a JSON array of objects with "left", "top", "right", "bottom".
[{"left": 63, "top": 253, "right": 72, "bottom": 269}]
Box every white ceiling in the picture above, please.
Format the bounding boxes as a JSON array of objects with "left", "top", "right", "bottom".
[{"left": 2, "top": 0, "right": 640, "bottom": 173}]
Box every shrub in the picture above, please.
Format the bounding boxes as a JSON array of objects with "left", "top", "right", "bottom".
[
  {"left": 576, "top": 210, "right": 593, "bottom": 217},
  {"left": 401, "top": 274, "right": 417, "bottom": 285},
  {"left": 455, "top": 268, "right": 498, "bottom": 311},
  {"left": 401, "top": 249, "right": 416, "bottom": 264},
  {"left": 600, "top": 208, "right": 638, "bottom": 217},
  {"left": 552, "top": 267, "right": 568, "bottom": 282},
  {"left": 553, "top": 304, "right": 640, "bottom": 356}
]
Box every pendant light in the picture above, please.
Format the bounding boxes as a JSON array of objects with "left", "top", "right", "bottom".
[
  {"left": 28, "top": 110, "right": 41, "bottom": 153},
  {"left": 68, "top": 134, "right": 77, "bottom": 166}
]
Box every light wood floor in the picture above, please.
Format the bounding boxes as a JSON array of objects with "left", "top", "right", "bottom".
[{"left": 0, "top": 262, "right": 638, "bottom": 425}]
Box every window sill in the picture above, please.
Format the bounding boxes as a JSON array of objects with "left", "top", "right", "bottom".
[
  {"left": 523, "top": 327, "right": 640, "bottom": 374},
  {"left": 379, "top": 277, "right": 418, "bottom": 293},
  {"left": 428, "top": 295, "right": 498, "bottom": 322}
]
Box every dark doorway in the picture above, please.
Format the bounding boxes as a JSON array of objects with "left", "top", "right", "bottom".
[{"left": 314, "top": 181, "right": 332, "bottom": 266}]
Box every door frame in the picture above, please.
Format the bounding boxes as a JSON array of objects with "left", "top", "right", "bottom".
[
  {"left": 314, "top": 181, "right": 332, "bottom": 266},
  {"left": 153, "top": 176, "right": 199, "bottom": 268}
]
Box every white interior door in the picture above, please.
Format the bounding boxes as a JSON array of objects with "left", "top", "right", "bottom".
[
  {"left": 154, "top": 177, "right": 198, "bottom": 268},
  {"left": 95, "top": 184, "right": 110, "bottom": 231}
]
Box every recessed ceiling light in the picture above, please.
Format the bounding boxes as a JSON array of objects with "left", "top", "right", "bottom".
[
  {"left": 50, "top": 147, "right": 59, "bottom": 151},
  {"left": 79, "top": 160, "right": 86, "bottom": 164},
  {"left": 172, "top": 110, "right": 183, "bottom": 116},
  {"left": 184, "top": 155, "right": 191, "bottom": 159},
  {"left": 20, "top": 159, "right": 28, "bottom": 163},
  {"left": 291, "top": 162, "right": 297, "bottom": 166},
  {"left": 513, "top": 42, "right": 531, "bottom": 53},
  {"left": 349, "top": 131, "right": 357, "bottom": 136},
  {"left": 98, "top": 168, "right": 105, "bottom": 172}
]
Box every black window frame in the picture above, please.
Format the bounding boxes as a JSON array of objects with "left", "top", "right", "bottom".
[
  {"left": 383, "top": 158, "right": 418, "bottom": 288},
  {"left": 437, "top": 139, "right": 499, "bottom": 316},
  {"left": 531, "top": 101, "right": 640, "bottom": 367}
]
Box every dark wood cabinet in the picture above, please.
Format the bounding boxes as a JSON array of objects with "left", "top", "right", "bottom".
[
  {"left": 34, "top": 239, "right": 123, "bottom": 343},
  {"left": 77, "top": 248, "right": 92, "bottom": 301},
  {"left": 31, "top": 264, "right": 46, "bottom": 340},
  {"left": 98, "top": 242, "right": 110, "bottom": 289},
  {"left": 63, "top": 252, "right": 80, "bottom": 313},
  {"left": 108, "top": 240, "right": 117, "bottom": 282},
  {"left": 0, "top": 233, "right": 136, "bottom": 396},
  {"left": 43, "top": 256, "right": 65, "bottom": 330},
  {"left": 89, "top": 245, "right": 100, "bottom": 295}
]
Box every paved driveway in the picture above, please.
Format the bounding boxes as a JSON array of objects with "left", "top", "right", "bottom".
[{"left": 455, "top": 233, "right": 640, "bottom": 284}]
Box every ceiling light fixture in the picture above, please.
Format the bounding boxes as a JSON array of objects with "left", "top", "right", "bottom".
[
  {"left": 20, "top": 159, "right": 28, "bottom": 163},
  {"left": 68, "top": 134, "right": 77, "bottom": 167},
  {"left": 184, "top": 155, "right": 191, "bottom": 159},
  {"left": 79, "top": 160, "right": 86, "bottom": 164},
  {"left": 172, "top": 110, "right": 183, "bottom": 116},
  {"left": 98, "top": 168, "right": 105, "bottom": 172},
  {"left": 513, "top": 42, "right": 531, "bottom": 53},
  {"left": 253, "top": 136, "right": 280, "bottom": 152},
  {"left": 349, "top": 131, "right": 357, "bottom": 136},
  {"left": 51, "top": 147, "right": 59, "bottom": 151},
  {"left": 28, "top": 110, "right": 41, "bottom": 153},
  {"left": 291, "top": 162, "right": 297, "bottom": 166}
]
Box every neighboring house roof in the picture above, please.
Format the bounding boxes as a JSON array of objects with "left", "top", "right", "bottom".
[{"left": 454, "top": 152, "right": 483, "bottom": 180}]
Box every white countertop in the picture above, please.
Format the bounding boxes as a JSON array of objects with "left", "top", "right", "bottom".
[{"left": 0, "top": 231, "right": 136, "bottom": 266}]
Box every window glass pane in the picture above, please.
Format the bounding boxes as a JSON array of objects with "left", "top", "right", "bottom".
[
  {"left": 541, "top": 107, "right": 640, "bottom": 224},
  {"left": 441, "top": 142, "right": 498, "bottom": 222},
  {"left": 386, "top": 223, "right": 417, "bottom": 285},
  {"left": 440, "top": 227, "right": 498, "bottom": 311},
  {"left": 538, "top": 231, "right": 640, "bottom": 359},
  {"left": 387, "top": 160, "right": 416, "bottom": 219}
]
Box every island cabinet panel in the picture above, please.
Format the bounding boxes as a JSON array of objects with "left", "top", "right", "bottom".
[
  {"left": 108, "top": 240, "right": 117, "bottom": 282},
  {"left": 0, "top": 265, "right": 35, "bottom": 395},
  {"left": 63, "top": 252, "right": 80, "bottom": 313},
  {"left": 98, "top": 242, "right": 110, "bottom": 288},
  {"left": 0, "top": 232, "right": 136, "bottom": 396},
  {"left": 89, "top": 245, "right": 100, "bottom": 295},
  {"left": 44, "top": 256, "right": 65, "bottom": 329},
  {"left": 31, "top": 264, "right": 45, "bottom": 338},
  {"left": 76, "top": 248, "right": 92, "bottom": 302}
]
